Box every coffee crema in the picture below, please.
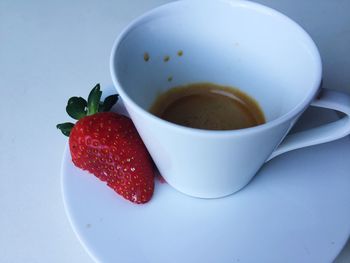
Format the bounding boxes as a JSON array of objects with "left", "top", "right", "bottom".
[{"left": 149, "top": 83, "right": 265, "bottom": 130}]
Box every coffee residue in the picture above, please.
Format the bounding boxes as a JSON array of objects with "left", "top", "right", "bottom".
[
  {"left": 149, "top": 83, "right": 265, "bottom": 131},
  {"left": 163, "top": 55, "right": 170, "bottom": 62},
  {"left": 143, "top": 52, "right": 150, "bottom": 62}
]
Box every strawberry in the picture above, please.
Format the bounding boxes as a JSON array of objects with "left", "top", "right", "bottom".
[{"left": 57, "top": 84, "right": 154, "bottom": 204}]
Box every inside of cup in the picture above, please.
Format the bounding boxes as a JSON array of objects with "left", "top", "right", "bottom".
[{"left": 113, "top": 0, "right": 321, "bottom": 123}]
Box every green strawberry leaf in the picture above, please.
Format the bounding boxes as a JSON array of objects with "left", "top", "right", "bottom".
[
  {"left": 100, "top": 94, "right": 119, "bottom": 112},
  {"left": 57, "top": 84, "right": 119, "bottom": 137},
  {"left": 66, "top": 97, "right": 87, "bottom": 120},
  {"left": 56, "top": 122, "right": 74, "bottom": 137},
  {"left": 87, "top": 84, "right": 102, "bottom": 115},
  {"left": 99, "top": 102, "right": 104, "bottom": 112}
]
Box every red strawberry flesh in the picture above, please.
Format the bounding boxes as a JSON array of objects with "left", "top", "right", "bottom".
[{"left": 69, "top": 112, "right": 154, "bottom": 204}]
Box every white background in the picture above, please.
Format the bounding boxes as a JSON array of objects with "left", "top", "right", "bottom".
[{"left": 1, "top": 0, "right": 349, "bottom": 262}]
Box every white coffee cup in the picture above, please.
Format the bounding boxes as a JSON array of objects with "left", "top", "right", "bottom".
[{"left": 110, "top": 0, "right": 350, "bottom": 198}]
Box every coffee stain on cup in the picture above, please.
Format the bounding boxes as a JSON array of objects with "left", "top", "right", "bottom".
[
  {"left": 143, "top": 52, "right": 150, "bottom": 62},
  {"left": 163, "top": 55, "right": 170, "bottom": 62}
]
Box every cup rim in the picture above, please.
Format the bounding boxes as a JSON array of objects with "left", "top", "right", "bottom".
[{"left": 110, "top": 0, "right": 322, "bottom": 137}]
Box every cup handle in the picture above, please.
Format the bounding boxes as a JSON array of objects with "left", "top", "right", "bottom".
[{"left": 267, "top": 89, "right": 350, "bottom": 161}]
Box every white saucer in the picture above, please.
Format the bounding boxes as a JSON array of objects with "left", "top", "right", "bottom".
[{"left": 61, "top": 104, "right": 350, "bottom": 263}]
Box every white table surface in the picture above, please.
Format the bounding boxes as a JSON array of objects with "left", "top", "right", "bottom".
[{"left": 1, "top": 0, "right": 349, "bottom": 262}]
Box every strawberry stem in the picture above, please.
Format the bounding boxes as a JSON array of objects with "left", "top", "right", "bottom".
[
  {"left": 57, "top": 83, "right": 119, "bottom": 137},
  {"left": 87, "top": 84, "right": 102, "bottom": 115}
]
